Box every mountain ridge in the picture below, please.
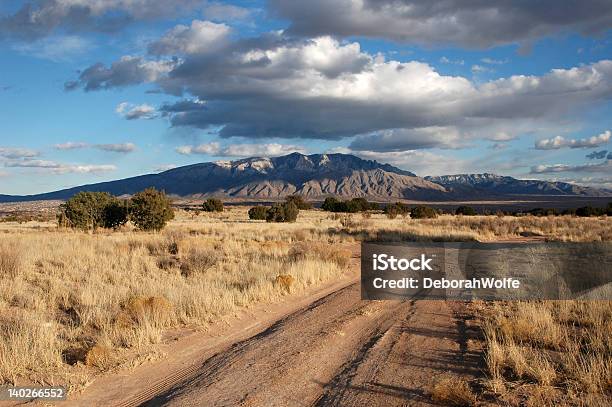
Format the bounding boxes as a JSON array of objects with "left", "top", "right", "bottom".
[{"left": 1, "top": 153, "right": 610, "bottom": 202}]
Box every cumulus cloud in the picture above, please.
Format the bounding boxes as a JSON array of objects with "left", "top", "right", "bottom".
[
  {"left": 586, "top": 150, "right": 608, "bottom": 159},
  {"left": 530, "top": 160, "right": 612, "bottom": 174},
  {"left": 4, "top": 159, "right": 116, "bottom": 174},
  {"left": 0, "top": 147, "right": 39, "bottom": 159},
  {"left": 94, "top": 143, "right": 136, "bottom": 153},
  {"left": 116, "top": 102, "right": 157, "bottom": 120},
  {"left": 535, "top": 130, "right": 611, "bottom": 150},
  {"left": 349, "top": 127, "right": 467, "bottom": 152},
  {"left": 270, "top": 0, "right": 612, "bottom": 49},
  {"left": 66, "top": 24, "right": 612, "bottom": 145},
  {"left": 0, "top": 0, "right": 203, "bottom": 40},
  {"left": 148, "top": 20, "right": 231, "bottom": 56},
  {"left": 65, "top": 56, "right": 177, "bottom": 91},
  {"left": 176, "top": 142, "right": 307, "bottom": 157}
]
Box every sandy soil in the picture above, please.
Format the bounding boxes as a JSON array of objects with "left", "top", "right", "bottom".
[{"left": 57, "top": 242, "right": 485, "bottom": 407}]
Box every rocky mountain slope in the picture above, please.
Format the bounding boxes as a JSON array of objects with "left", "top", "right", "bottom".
[
  {"left": 425, "top": 173, "right": 611, "bottom": 197},
  {"left": 1, "top": 153, "right": 610, "bottom": 202}
]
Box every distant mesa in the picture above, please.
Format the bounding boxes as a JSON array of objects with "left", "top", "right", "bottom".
[{"left": 1, "top": 153, "right": 610, "bottom": 202}]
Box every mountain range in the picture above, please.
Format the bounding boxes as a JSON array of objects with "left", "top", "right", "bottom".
[{"left": 1, "top": 153, "right": 610, "bottom": 202}]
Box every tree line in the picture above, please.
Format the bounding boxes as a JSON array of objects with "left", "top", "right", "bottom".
[{"left": 59, "top": 190, "right": 612, "bottom": 232}]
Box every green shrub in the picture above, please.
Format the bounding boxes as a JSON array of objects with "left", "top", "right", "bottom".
[
  {"left": 61, "top": 191, "right": 123, "bottom": 230},
  {"left": 248, "top": 206, "right": 268, "bottom": 220},
  {"left": 103, "top": 200, "right": 129, "bottom": 229},
  {"left": 202, "top": 198, "right": 224, "bottom": 212},
  {"left": 322, "top": 197, "right": 339, "bottom": 211},
  {"left": 575, "top": 206, "right": 604, "bottom": 217},
  {"left": 455, "top": 205, "right": 477, "bottom": 216},
  {"left": 384, "top": 202, "right": 410, "bottom": 217},
  {"left": 321, "top": 197, "right": 376, "bottom": 213},
  {"left": 266, "top": 202, "right": 299, "bottom": 223},
  {"left": 410, "top": 205, "right": 438, "bottom": 219},
  {"left": 130, "top": 188, "right": 174, "bottom": 231},
  {"left": 285, "top": 195, "right": 312, "bottom": 210}
]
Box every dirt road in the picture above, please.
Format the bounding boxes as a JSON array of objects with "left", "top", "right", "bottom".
[
  {"left": 69, "top": 244, "right": 483, "bottom": 406},
  {"left": 146, "top": 287, "right": 482, "bottom": 407}
]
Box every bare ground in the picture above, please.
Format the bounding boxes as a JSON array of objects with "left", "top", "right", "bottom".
[{"left": 145, "top": 293, "right": 482, "bottom": 407}]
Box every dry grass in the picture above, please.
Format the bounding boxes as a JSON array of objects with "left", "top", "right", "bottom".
[
  {"left": 0, "top": 207, "right": 353, "bottom": 390},
  {"left": 337, "top": 213, "right": 612, "bottom": 242},
  {"left": 430, "top": 375, "right": 477, "bottom": 406},
  {"left": 0, "top": 205, "right": 610, "bottom": 397},
  {"left": 482, "top": 301, "right": 612, "bottom": 404}
]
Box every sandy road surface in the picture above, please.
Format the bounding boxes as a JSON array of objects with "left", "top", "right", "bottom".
[{"left": 146, "top": 287, "right": 482, "bottom": 407}]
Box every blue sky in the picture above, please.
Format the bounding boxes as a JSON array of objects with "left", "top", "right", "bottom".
[{"left": 1, "top": 0, "right": 611, "bottom": 195}]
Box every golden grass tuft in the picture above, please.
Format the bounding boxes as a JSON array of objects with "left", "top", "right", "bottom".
[
  {"left": 0, "top": 244, "right": 21, "bottom": 278},
  {"left": 85, "top": 344, "right": 113, "bottom": 369},
  {"left": 274, "top": 274, "right": 295, "bottom": 293},
  {"left": 430, "top": 375, "right": 477, "bottom": 406}
]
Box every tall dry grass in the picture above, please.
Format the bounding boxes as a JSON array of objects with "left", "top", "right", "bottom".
[
  {"left": 481, "top": 301, "right": 612, "bottom": 404},
  {"left": 0, "top": 208, "right": 352, "bottom": 390}
]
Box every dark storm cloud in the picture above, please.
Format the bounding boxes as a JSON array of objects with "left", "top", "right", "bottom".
[
  {"left": 586, "top": 150, "right": 608, "bottom": 159},
  {"left": 0, "top": 0, "right": 202, "bottom": 41},
  {"left": 269, "top": 0, "right": 612, "bottom": 49}
]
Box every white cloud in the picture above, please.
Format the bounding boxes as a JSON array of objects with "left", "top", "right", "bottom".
[
  {"left": 471, "top": 64, "right": 493, "bottom": 74},
  {"left": 223, "top": 143, "right": 307, "bottom": 157},
  {"left": 116, "top": 102, "right": 157, "bottom": 120},
  {"left": 0, "top": 147, "right": 39, "bottom": 159},
  {"left": 149, "top": 20, "right": 231, "bottom": 55},
  {"left": 54, "top": 142, "right": 88, "bottom": 150},
  {"left": 176, "top": 143, "right": 221, "bottom": 155},
  {"left": 531, "top": 160, "right": 612, "bottom": 173},
  {"left": 176, "top": 142, "right": 307, "bottom": 157},
  {"left": 439, "top": 56, "right": 464, "bottom": 65},
  {"left": 535, "top": 130, "right": 611, "bottom": 150},
  {"left": 481, "top": 58, "right": 508, "bottom": 65},
  {"left": 95, "top": 143, "right": 136, "bottom": 153},
  {"left": 4, "top": 159, "right": 116, "bottom": 174}
]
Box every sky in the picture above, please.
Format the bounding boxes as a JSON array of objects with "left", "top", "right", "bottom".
[{"left": 1, "top": 0, "right": 611, "bottom": 195}]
